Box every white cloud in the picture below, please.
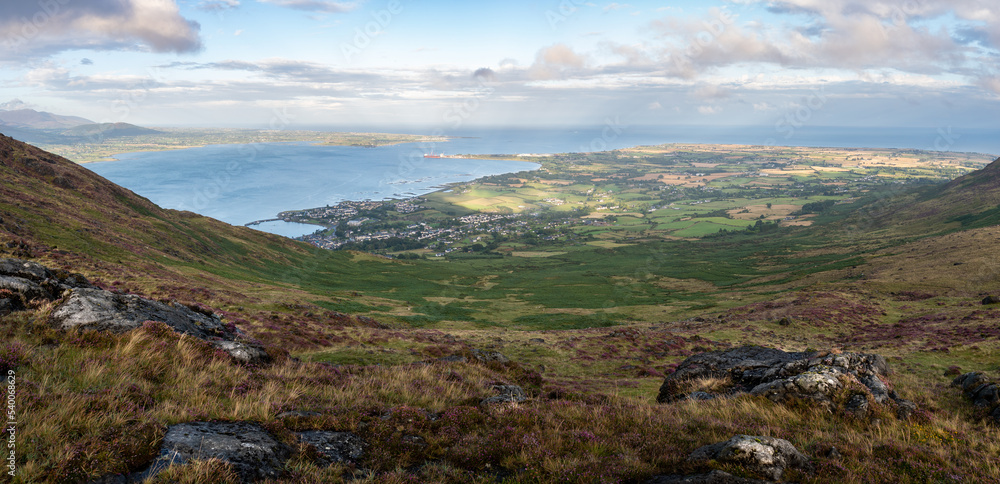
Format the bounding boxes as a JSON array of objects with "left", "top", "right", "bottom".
[
  {"left": 0, "top": 0, "right": 202, "bottom": 59},
  {"left": 698, "top": 105, "right": 720, "bottom": 114},
  {"left": 257, "top": 0, "right": 362, "bottom": 13},
  {"left": 529, "top": 44, "right": 587, "bottom": 80}
]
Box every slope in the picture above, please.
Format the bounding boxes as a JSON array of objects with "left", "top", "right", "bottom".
[
  {"left": 61, "top": 122, "right": 162, "bottom": 139},
  {"left": 0, "top": 132, "right": 381, "bottom": 349},
  {"left": 0, "top": 108, "right": 93, "bottom": 129}
]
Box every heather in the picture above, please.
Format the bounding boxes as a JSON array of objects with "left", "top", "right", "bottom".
[{"left": 4, "top": 134, "right": 1000, "bottom": 482}]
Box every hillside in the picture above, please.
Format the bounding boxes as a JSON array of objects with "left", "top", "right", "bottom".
[
  {"left": 0, "top": 132, "right": 380, "bottom": 349},
  {"left": 61, "top": 122, "right": 162, "bottom": 139},
  {"left": 836, "top": 156, "right": 1000, "bottom": 237},
  {"left": 2, "top": 135, "right": 1000, "bottom": 483},
  {"left": 0, "top": 108, "right": 93, "bottom": 129}
]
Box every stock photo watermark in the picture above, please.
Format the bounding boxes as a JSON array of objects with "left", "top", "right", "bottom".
[
  {"left": 4, "top": 0, "right": 70, "bottom": 50},
  {"left": 766, "top": 87, "right": 828, "bottom": 144},
  {"left": 182, "top": 107, "right": 296, "bottom": 212},
  {"left": 669, "top": 7, "right": 736, "bottom": 76},
  {"left": 341, "top": 0, "right": 404, "bottom": 62},
  {"left": 5, "top": 369, "right": 15, "bottom": 478},
  {"left": 546, "top": 0, "right": 588, "bottom": 30},
  {"left": 580, "top": 116, "right": 627, "bottom": 152}
]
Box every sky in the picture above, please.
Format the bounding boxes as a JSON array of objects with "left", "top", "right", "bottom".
[{"left": 0, "top": 0, "right": 998, "bottom": 131}]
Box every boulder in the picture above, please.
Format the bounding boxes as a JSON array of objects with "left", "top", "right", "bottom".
[
  {"left": 658, "top": 346, "right": 912, "bottom": 416},
  {"left": 982, "top": 296, "right": 1000, "bottom": 305},
  {"left": 687, "top": 435, "right": 813, "bottom": 482},
  {"left": 142, "top": 421, "right": 290, "bottom": 483},
  {"left": 481, "top": 384, "right": 527, "bottom": 405},
  {"left": 52, "top": 288, "right": 227, "bottom": 338},
  {"left": 50, "top": 288, "right": 267, "bottom": 364},
  {"left": 296, "top": 431, "right": 365, "bottom": 466},
  {"left": 471, "top": 349, "right": 510, "bottom": 364},
  {"left": 644, "top": 470, "right": 773, "bottom": 483},
  {"left": 952, "top": 372, "right": 1000, "bottom": 423},
  {"left": 0, "top": 257, "right": 54, "bottom": 281},
  {"left": 0, "top": 257, "right": 92, "bottom": 309}
]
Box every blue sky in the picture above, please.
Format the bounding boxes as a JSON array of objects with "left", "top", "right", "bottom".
[{"left": 0, "top": 0, "right": 998, "bottom": 131}]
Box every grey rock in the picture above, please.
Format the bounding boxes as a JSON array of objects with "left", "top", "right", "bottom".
[
  {"left": 644, "top": 470, "right": 771, "bottom": 483},
  {"left": 50, "top": 288, "right": 267, "bottom": 364},
  {"left": 749, "top": 368, "right": 843, "bottom": 409},
  {"left": 845, "top": 393, "right": 869, "bottom": 415},
  {"left": 0, "top": 298, "right": 12, "bottom": 316},
  {"left": 143, "top": 421, "right": 290, "bottom": 483},
  {"left": 658, "top": 346, "right": 907, "bottom": 416},
  {"left": 481, "top": 384, "right": 527, "bottom": 405},
  {"left": 471, "top": 349, "right": 510, "bottom": 364},
  {"left": 952, "top": 372, "right": 1000, "bottom": 424},
  {"left": 982, "top": 296, "right": 1000, "bottom": 305},
  {"left": 688, "top": 435, "right": 813, "bottom": 482},
  {"left": 51, "top": 288, "right": 228, "bottom": 338},
  {"left": 528, "top": 338, "right": 546, "bottom": 344},
  {"left": 211, "top": 340, "right": 269, "bottom": 365},
  {"left": 296, "top": 430, "right": 365, "bottom": 466},
  {"left": 437, "top": 355, "right": 468, "bottom": 363},
  {"left": 0, "top": 258, "right": 52, "bottom": 281},
  {"left": 0, "top": 275, "right": 47, "bottom": 303}
]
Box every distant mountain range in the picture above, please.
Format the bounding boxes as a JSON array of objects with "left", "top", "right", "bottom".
[
  {"left": 0, "top": 99, "right": 160, "bottom": 143},
  {"left": 62, "top": 122, "right": 161, "bottom": 138},
  {"left": 0, "top": 106, "right": 93, "bottom": 129}
]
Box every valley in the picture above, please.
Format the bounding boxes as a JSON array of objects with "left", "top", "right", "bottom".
[{"left": 2, "top": 132, "right": 1000, "bottom": 483}]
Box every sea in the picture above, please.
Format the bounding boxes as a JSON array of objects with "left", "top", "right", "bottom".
[{"left": 86, "top": 125, "right": 999, "bottom": 238}]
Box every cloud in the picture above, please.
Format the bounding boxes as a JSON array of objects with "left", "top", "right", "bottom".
[
  {"left": 473, "top": 68, "right": 497, "bottom": 81},
  {"left": 604, "top": 3, "right": 630, "bottom": 12},
  {"left": 198, "top": 0, "right": 240, "bottom": 11},
  {"left": 694, "top": 85, "right": 730, "bottom": 100},
  {"left": 81, "top": 58, "right": 94, "bottom": 65},
  {"left": 643, "top": 2, "right": 995, "bottom": 81},
  {"left": 258, "top": 0, "right": 362, "bottom": 13},
  {"left": 698, "top": 105, "right": 720, "bottom": 115},
  {"left": 982, "top": 76, "right": 1000, "bottom": 95},
  {"left": 529, "top": 44, "right": 587, "bottom": 80},
  {"left": 0, "top": 0, "right": 201, "bottom": 59},
  {"left": 0, "top": 99, "right": 32, "bottom": 111}
]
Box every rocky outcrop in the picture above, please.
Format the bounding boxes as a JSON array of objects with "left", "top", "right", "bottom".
[
  {"left": 296, "top": 430, "right": 365, "bottom": 466},
  {"left": 686, "top": 435, "right": 813, "bottom": 481},
  {"left": 658, "top": 346, "right": 914, "bottom": 417},
  {"left": 481, "top": 384, "right": 527, "bottom": 406},
  {"left": 143, "top": 421, "right": 291, "bottom": 483},
  {"left": 952, "top": 372, "right": 1000, "bottom": 423},
  {"left": 471, "top": 349, "right": 510, "bottom": 364},
  {"left": 0, "top": 257, "right": 265, "bottom": 364},
  {"left": 50, "top": 287, "right": 268, "bottom": 364},
  {"left": 0, "top": 257, "right": 92, "bottom": 314}
]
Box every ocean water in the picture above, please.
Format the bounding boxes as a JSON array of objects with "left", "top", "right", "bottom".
[
  {"left": 87, "top": 142, "right": 540, "bottom": 238},
  {"left": 87, "top": 125, "right": 999, "bottom": 238}
]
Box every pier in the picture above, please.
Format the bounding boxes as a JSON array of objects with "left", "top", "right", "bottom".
[{"left": 245, "top": 218, "right": 281, "bottom": 227}]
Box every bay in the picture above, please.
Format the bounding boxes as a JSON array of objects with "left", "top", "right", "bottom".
[
  {"left": 86, "top": 125, "right": 998, "bottom": 238},
  {"left": 87, "top": 141, "right": 540, "bottom": 238}
]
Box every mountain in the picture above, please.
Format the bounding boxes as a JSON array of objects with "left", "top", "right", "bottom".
[
  {"left": 3, "top": 134, "right": 1000, "bottom": 483},
  {"left": 0, "top": 131, "right": 372, "bottom": 349},
  {"left": 855, "top": 156, "right": 1000, "bottom": 235},
  {"left": 61, "top": 122, "right": 162, "bottom": 139},
  {"left": 0, "top": 108, "right": 93, "bottom": 129}
]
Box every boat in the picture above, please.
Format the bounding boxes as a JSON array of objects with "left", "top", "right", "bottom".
[{"left": 423, "top": 153, "right": 442, "bottom": 158}]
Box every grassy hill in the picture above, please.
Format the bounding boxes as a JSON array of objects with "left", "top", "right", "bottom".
[
  {"left": 0, "top": 108, "right": 93, "bottom": 129},
  {"left": 61, "top": 122, "right": 162, "bottom": 139},
  {"left": 3, "top": 133, "right": 1000, "bottom": 483}
]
